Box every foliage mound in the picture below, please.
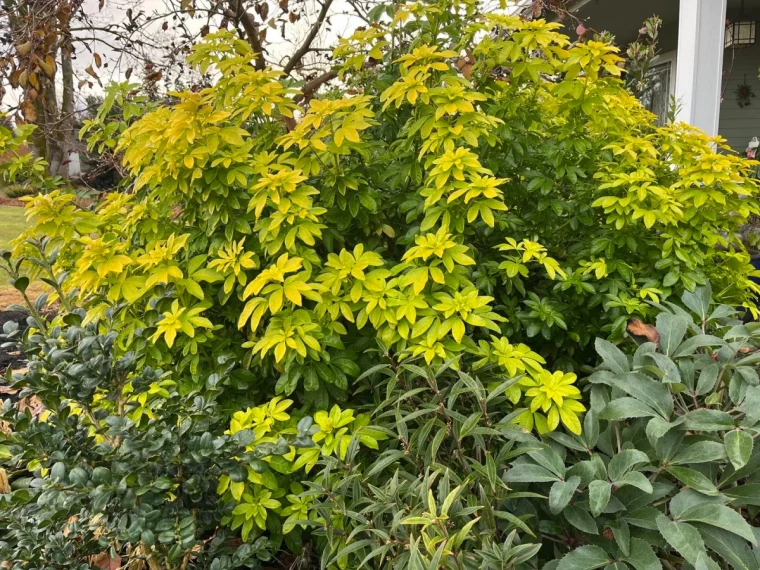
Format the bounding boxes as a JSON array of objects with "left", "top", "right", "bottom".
[{"left": 2, "top": 0, "right": 760, "bottom": 567}]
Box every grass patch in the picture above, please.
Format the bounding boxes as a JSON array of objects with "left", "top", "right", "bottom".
[
  {"left": 0, "top": 206, "right": 28, "bottom": 250},
  {"left": 0, "top": 205, "right": 46, "bottom": 309}
]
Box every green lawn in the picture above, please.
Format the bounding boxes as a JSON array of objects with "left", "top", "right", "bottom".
[
  {"left": 0, "top": 206, "right": 45, "bottom": 309},
  {"left": 0, "top": 206, "right": 28, "bottom": 250}
]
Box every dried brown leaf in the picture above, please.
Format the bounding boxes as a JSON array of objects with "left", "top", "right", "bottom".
[{"left": 627, "top": 318, "right": 660, "bottom": 345}]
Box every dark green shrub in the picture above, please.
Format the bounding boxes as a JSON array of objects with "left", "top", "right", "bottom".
[
  {"left": 1, "top": 184, "right": 36, "bottom": 199},
  {"left": 307, "top": 285, "right": 760, "bottom": 568},
  {"left": 0, "top": 305, "right": 314, "bottom": 568}
]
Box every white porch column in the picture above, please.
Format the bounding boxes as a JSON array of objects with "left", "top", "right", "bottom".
[{"left": 675, "top": 0, "right": 727, "bottom": 137}]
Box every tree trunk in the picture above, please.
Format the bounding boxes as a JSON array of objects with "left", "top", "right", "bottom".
[{"left": 58, "top": 45, "right": 75, "bottom": 179}]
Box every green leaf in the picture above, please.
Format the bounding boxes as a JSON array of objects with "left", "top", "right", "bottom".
[
  {"left": 624, "top": 507, "right": 661, "bottom": 530},
  {"left": 656, "top": 515, "right": 707, "bottom": 566},
  {"left": 683, "top": 409, "right": 735, "bottom": 432},
  {"left": 549, "top": 476, "right": 581, "bottom": 515},
  {"left": 564, "top": 506, "right": 598, "bottom": 535},
  {"left": 742, "top": 385, "right": 760, "bottom": 425},
  {"left": 698, "top": 524, "right": 758, "bottom": 570},
  {"left": 331, "top": 539, "right": 374, "bottom": 564},
  {"left": 492, "top": 510, "right": 536, "bottom": 537},
  {"left": 613, "top": 471, "right": 653, "bottom": 494},
  {"left": 665, "top": 466, "right": 719, "bottom": 496},
  {"left": 645, "top": 352, "right": 681, "bottom": 383},
  {"left": 51, "top": 462, "right": 66, "bottom": 482},
  {"left": 599, "top": 398, "right": 658, "bottom": 421},
  {"left": 673, "top": 335, "right": 724, "bottom": 358},
  {"left": 625, "top": 538, "right": 661, "bottom": 570},
  {"left": 528, "top": 446, "right": 566, "bottom": 479},
  {"left": 694, "top": 553, "right": 721, "bottom": 570},
  {"left": 595, "top": 338, "right": 629, "bottom": 374},
  {"left": 656, "top": 313, "right": 690, "bottom": 356},
  {"left": 696, "top": 363, "right": 719, "bottom": 396},
  {"left": 12, "top": 276, "right": 29, "bottom": 293},
  {"left": 459, "top": 412, "right": 482, "bottom": 440},
  {"left": 557, "top": 545, "right": 610, "bottom": 570},
  {"left": 670, "top": 441, "right": 727, "bottom": 465},
  {"left": 725, "top": 429, "right": 753, "bottom": 470},
  {"left": 681, "top": 284, "right": 712, "bottom": 322},
  {"left": 608, "top": 449, "right": 650, "bottom": 480},
  {"left": 678, "top": 503, "right": 757, "bottom": 544},
  {"left": 505, "top": 463, "right": 561, "bottom": 483},
  {"left": 365, "top": 450, "right": 405, "bottom": 478},
  {"left": 588, "top": 480, "right": 611, "bottom": 517},
  {"left": 725, "top": 484, "right": 760, "bottom": 507},
  {"left": 593, "top": 372, "right": 673, "bottom": 419}
]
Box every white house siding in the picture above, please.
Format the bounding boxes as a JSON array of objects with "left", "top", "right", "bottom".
[{"left": 719, "top": 42, "right": 760, "bottom": 152}]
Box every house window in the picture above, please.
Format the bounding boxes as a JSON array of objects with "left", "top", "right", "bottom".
[{"left": 639, "top": 62, "right": 672, "bottom": 125}]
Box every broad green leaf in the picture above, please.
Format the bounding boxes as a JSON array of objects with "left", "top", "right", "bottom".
[
  {"left": 625, "top": 538, "right": 661, "bottom": 570},
  {"left": 681, "top": 284, "right": 711, "bottom": 322},
  {"left": 557, "top": 545, "right": 610, "bottom": 570},
  {"left": 528, "top": 446, "right": 566, "bottom": 479},
  {"left": 624, "top": 507, "right": 661, "bottom": 530},
  {"left": 670, "top": 441, "right": 727, "bottom": 465},
  {"left": 672, "top": 335, "right": 724, "bottom": 358},
  {"left": 595, "top": 338, "right": 629, "bottom": 374},
  {"left": 505, "top": 463, "right": 561, "bottom": 483},
  {"left": 588, "top": 480, "right": 611, "bottom": 517},
  {"left": 645, "top": 352, "right": 680, "bottom": 383},
  {"left": 645, "top": 416, "right": 684, "bottom": 443},
  {"left": 549, "top": 476, "right": 580, "bottom": 515},
  {"left": 656, "top": 313, "right": 690, "bottom": 356},
  {"left": 725, "top": 484, "right": 760, "bottom": 507},
  {"left": 564, "top": 505, "right": 598, "bottom": 535},
  {"left": 683, "top": 409, "right": 735, "bottom": 432},
  {"left": 592, "top": 373, "right": 673, "bottom": 419},
  {"left": 669, "top": 489, "right": 725, "bottom": 519},
  {"left": 613, "top": 471, "right": 653, "bottom": 494},
  {"left": 725, "top": 429, "right": 753, "bottom": 470},
  {"left": 599, "top": 398, "right": 658, "bottom": 421},
  {"left": 666, "top": 466, "right": 719, "bottom": 496},
  {"left": 606, "top": 519, "right": 630, "bottom": 557},
  {"left": 694, "top": 553, "right": 721, "bottom": 570},
  {"left": 678, "top": 503, "right": 756, "bottom": 544},
  {"left": 656, "top": 515, "right": 707, "bottom": 566},
  {"left": 608, "top": 449, "right": 650, "bottom": 480},
  {"left": 696, "top": 363, "right": 719, "bottom": 396},
  {"left": 698, "top": 524, "right": 758, "bottom": 570}
]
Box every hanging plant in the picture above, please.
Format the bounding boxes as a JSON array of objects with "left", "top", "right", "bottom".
[{"left": 736, "top": 75, "right": 755, "bottom": 107}]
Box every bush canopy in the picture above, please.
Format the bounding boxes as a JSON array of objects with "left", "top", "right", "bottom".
[{"left": 2, "top": 0, "right": 760, "bottom": 568}]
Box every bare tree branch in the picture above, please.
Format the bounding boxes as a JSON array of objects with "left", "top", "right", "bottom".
[
  {"left": 283, "top": 0, "right": 334, "bottom": 76},
  {"left": 294, "top": 68, "right": 337, "bottom": 103},
  {"left": 225, "top": 0, "right": 266, "bottom": 70}
]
